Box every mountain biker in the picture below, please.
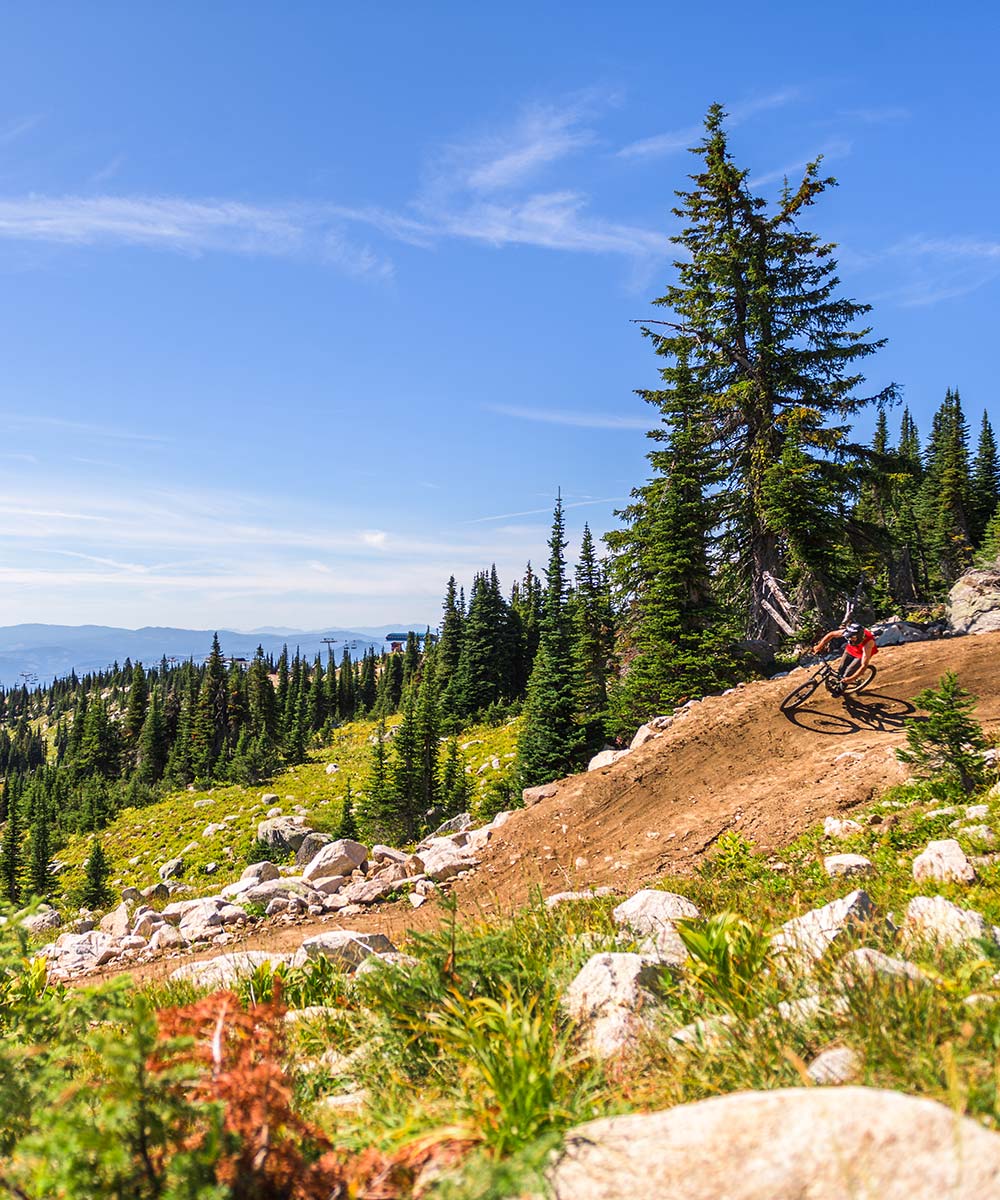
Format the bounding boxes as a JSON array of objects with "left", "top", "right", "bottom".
[{"left": 811, "top": 622, "right": 878, "bottom": 692}]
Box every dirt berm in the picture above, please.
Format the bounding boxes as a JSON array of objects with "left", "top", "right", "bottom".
[
  {"left": 459, "top": 633, "right": 1000, "bottom": 913},
  {"left": 85, "top": 634, "right": 1000, "bottom": 983}
]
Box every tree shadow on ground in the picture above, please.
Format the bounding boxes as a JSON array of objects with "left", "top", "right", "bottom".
[{"left": 781, "top": 691, "right": 919, "bottom": 736}]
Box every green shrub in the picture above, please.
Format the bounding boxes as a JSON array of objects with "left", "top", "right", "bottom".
[{"left": 674, "top": 912, "right": 775, "bottom": 1018}]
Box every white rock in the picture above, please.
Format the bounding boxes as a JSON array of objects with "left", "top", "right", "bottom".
[
  {"left": 807, "top": 1046, "right": 862, "bottom": 1085},
  {"left": 256, "top": 815, "right": 308, "bottom": 853},
  {"left": 629, "top": 723, "right": 661, "bottom": 750},
  {"left": 771, "top": 890, "right": 876, "bottom": 966},
  {"left": 169, "top": 950, "right": 292, "bottom": 988},
  {"left": 902, "top": 894, "right": 996, "bottom": 949},
  {"left": 324, "top": 762, "right": 339, "bottom": 775},
  {"left": 546, "top": 887, "right": 617, "bottom": 908},
  {"left": 836, "top": 947, "right": 930, "bottom": 986},
  {"left": 612, "top": 890, "right": 700, "bottom": 966},
  {"left": 548, "top": 1086, "right": 1000, "bottom": 1199},
  {"left": 956, "top": 824, "right": 997, "bottom": 846},
  {"left": 413, "top": 842, "right": 478, "bottom": 882},
  {"left": 148, "top": 924, "right": 186, "bottom": 952},
  {"left": 948, "top": 565, "right": 1000, "bottom": 635},
  {"left": 823, "top": 854, "right": 874, "bottom": 878},
  {"left": 292, "top": 930, "right": 397, "bottom": 971},
  {"left": 562, "top": 952, "right": 663, "bottom": 1058},
  {"left": 588, "top": 749, "right": 629, "bottom": 771},
  {"left": 913, "top": 839, "right": 976, "bottom": 884},
  {"left": 302, "top": 839, "right": 369, "bottom": 882},
  {"left": 823, "top": 816, "right": 863, "bottom": 839},
  {"left": 522, "top": 784, "right": 558, "bottom": 807}
]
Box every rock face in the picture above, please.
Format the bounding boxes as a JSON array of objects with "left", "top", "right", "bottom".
[
  {"left": 548, "top": 1086, "right": 1000, "bottom": 1200},
  {"left": 562, "top": 952, "right": 663, "bottom": 1058},
  {"left": 912, "top": 838, "right": 976, "bottom": 884},
  {"left": 948, "top": 564, "right": 1000, "bottom": 634}
]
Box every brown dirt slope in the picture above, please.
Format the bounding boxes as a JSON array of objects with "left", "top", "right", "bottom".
[
  {"left": 82, "top": 634, "right": 1000, "bottom": 986},
  {"left": 461, "top": 634, "right": 1000, "bottom": 912}
]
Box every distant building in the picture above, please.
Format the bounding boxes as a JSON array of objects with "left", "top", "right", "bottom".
[{"left": 385, "top": 631, "right": 426, "bottom": 653}]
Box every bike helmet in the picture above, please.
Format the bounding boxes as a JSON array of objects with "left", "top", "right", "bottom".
[{"left": 844, "top": 622, "right": 864, "bottom": 641}]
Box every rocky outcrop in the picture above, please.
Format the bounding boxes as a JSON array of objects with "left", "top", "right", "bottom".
[
  {"left": 612, "top": 889, "right": 700, "bottom": 966},
  {"left": 548, "top": 1087, "right": 1000, "bottom": 1199},
  {"left": 948, "top": 563, "right": 1000, "bottom": 634},
  {"left": 771, "top": 890, "right": 877, "bottom": 967}
]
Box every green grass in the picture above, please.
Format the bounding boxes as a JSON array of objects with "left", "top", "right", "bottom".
[{"left": 47, "top": 713, "right": 523, "bottom": 912}]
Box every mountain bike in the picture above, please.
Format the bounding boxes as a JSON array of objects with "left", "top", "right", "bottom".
[{"left": 779, "top": 655, "right": 877, "bottom": 713}]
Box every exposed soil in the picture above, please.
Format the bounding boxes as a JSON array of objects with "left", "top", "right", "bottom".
[{"left": 81, "top": 633, "right": 1000, "bottom": 988}]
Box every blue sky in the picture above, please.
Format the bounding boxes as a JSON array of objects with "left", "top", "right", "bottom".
[{"left": 1, "top": 2, "right": 997, "bottom": 632}]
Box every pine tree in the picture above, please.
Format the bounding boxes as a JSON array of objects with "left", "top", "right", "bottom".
[
  {"left": 437, "top": 576, "right": 465, "bottom": 712},
  {"left": 337, "top": 648, "right": 355, "bottom": 720},
  {"left": 0, "top": 775, "right": 23, "bottom": 903},
  {"left": 27, "top": 795, "right": 51, "bottom": 898},
  {"left": 607, "top": 364, "right": 736, "bottom": 731},
  {"left": 573, "top": 524, "right": 615, "bottom": 731},
  {"left": 122, "top": 662, "right": 148, "bottom": 761},
  {"left": 135, "top": 690, "right": 168, "bottom": 784},
  {"left": 413, "top": 654, "right": 441, "bottom": 822},
  {"left": 80, "top": 838, "right": 113, "bottom": 908},
  {"left": 388, "top": 691, "right": 424, "bottom": 842},
  {"left": 337, "top": 780, "right": 359, "bottom": 841},
  {"left": 896, "top": 672, "right": 988, "bottom": 796},
  {"left": 516, "top": 496, "right": 586, "bottom": 787},
  {"left": 642, "top": 104, "right": 895, "bottom": 639},
  {"left": 919, "top": 390, "right": 973, "bottom": 586},
  {"left": 970, "top": 411, "right": 1000, "bottom": 547},
  {"left": 359, "top": 719, "right": 394, "bottom": 844},
  {"left": 439, "top": 738, "right": 472, "bottom": 820}
]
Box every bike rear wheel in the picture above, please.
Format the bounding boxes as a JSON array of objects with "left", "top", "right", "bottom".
[{"left": 780, "top": 676, "right": 820, "bottom": 712}]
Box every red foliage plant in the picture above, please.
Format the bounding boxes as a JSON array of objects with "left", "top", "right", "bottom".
[{"left": 151, "top": 989, "right": 412, "bottom": 1200}]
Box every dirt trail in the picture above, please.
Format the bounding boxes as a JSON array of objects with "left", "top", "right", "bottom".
[{"left": 84, "top": 634, "right": 1000, "bottom": 987}]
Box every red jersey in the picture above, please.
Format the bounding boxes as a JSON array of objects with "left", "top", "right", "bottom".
[{"left": 845, "top": 629, "right": 878, "bottom": 659}]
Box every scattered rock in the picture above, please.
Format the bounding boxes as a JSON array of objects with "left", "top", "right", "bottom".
[
  {"left": 302, "top": 839, "right": 369, "bottom": 882},
  {"left": 294, "top": 832, "right": 333, "bottom": 866},
  {"left": 292, "top": 930, "right": 397, "bottom": 971},
  {"left": 169, "top": 951, "right": 292, "bottom": 988},
  {"left": 612, "top": 890, "right": 700, "bottom": 966},
  {"left": 158, "top": 857, "right": 185, "bottom": 881},
  {"left": 902, "top": 894, "right": 996, "bottom": 949},
  {"left": 588, "top": 749, "right": 629, "bottom": 771},
  {"left": 562, "top": 953, "right": 663, "bottom": 1058},
  {"left": 807, "top": 1046, "right": 862, "bottom": 1085},
  {"left": 256, "top": 815, "right": 308, "bottom": 853},
  {"left": 823, "top": 853, "right": 874, "bottom": 878},
  {"left": 522, "top": 784, "right": 558, "bottom": 807},
  {"left": 835, "top": 947, "right": 930, "bottom": 987},
  {"left": 913, "top": 839, "right": 976, "bottom": 884},
  {"left": 823, "top": 816, "right": 863, "bottom": 839},
  {"left": 546, "top": 887, "right": 617, "bottom": 908},
  {"left": 548, "top": 1086, "right": 1000, "bottom": 1200},
  {"left": 771, "top": 890, "right": 876, "bottom": 967}
]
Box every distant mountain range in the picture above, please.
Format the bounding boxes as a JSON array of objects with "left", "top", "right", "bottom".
[{"left": 0, "top": 623, "right": 433, "bottom": 688}]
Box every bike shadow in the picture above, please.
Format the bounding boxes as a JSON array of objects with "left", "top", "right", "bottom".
[{"left": 781, "top": 691, "right": 918, "bottom": 736}]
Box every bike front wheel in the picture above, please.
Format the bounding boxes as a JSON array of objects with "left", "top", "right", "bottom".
[
  {"left": 780, "top": 676, "right": 820, "bottom": 712},
  {"left": 842, "top": 665, "right": 876, "bottom": 695}
]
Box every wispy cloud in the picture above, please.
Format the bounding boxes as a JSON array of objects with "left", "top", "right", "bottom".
[
  {"left": 0, "top": 195, "right": 394, "bottom": 279},
  {"left": 878, "top": 234, "right": 1000, "bottom": 306},
  {"left": 0, "top": 114, "right": 42, "bottom": 145},
  {"left": 458, "top": 101, "right": 600, "bottom": 193},
  {"left": 465, "top": 497, "right": 623, "bottom": 524},
  {"left": 2, "top": 412, "right": 170, "bottom": 443},
  {"left": 618, "top": 88, "right": 800, "bottom": 160},
  {"left": 749, "top": 137, "right": 852, "bottom": 187},
  {"left": 486, "top": 402, "right": 651, "bottom": 430}
]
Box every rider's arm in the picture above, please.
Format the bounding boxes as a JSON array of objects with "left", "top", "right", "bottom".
[
  {"left": 860, "top": 639, "right": 875, "bottom": 666},
  {"left": 812, "top": 629, "right": 843, "bottom": 655}
]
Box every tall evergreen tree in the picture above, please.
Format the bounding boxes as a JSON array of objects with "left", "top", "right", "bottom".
[
  {"left": 27, "top": 794, "right": 51, "bottom": 898},
  {"left": 573, "top": 524, "right": 615, "bottom": 730},
  {"left": 971, "top": 411, "right": 1000, "bottom": 546},
  {"left": 0, "top": 775, "right": 23, "bottom": 903},
  {"left": 607, "top": 364, "right": 735, "bottom": 731},
  {"left": 919, "top": 390, "right": 973, "bottom": 586},
  {"left": 121, "top": 662, "right": 148, "bottom": 761},
  {"left": 642, "top": 104, "right": 895, "bottom": 639},
  {"left": 135, "top": 689, "right": 168, "bottom": 784},
  {"left": 516, "top": 496, "right": 586, "bottom": 787}
]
